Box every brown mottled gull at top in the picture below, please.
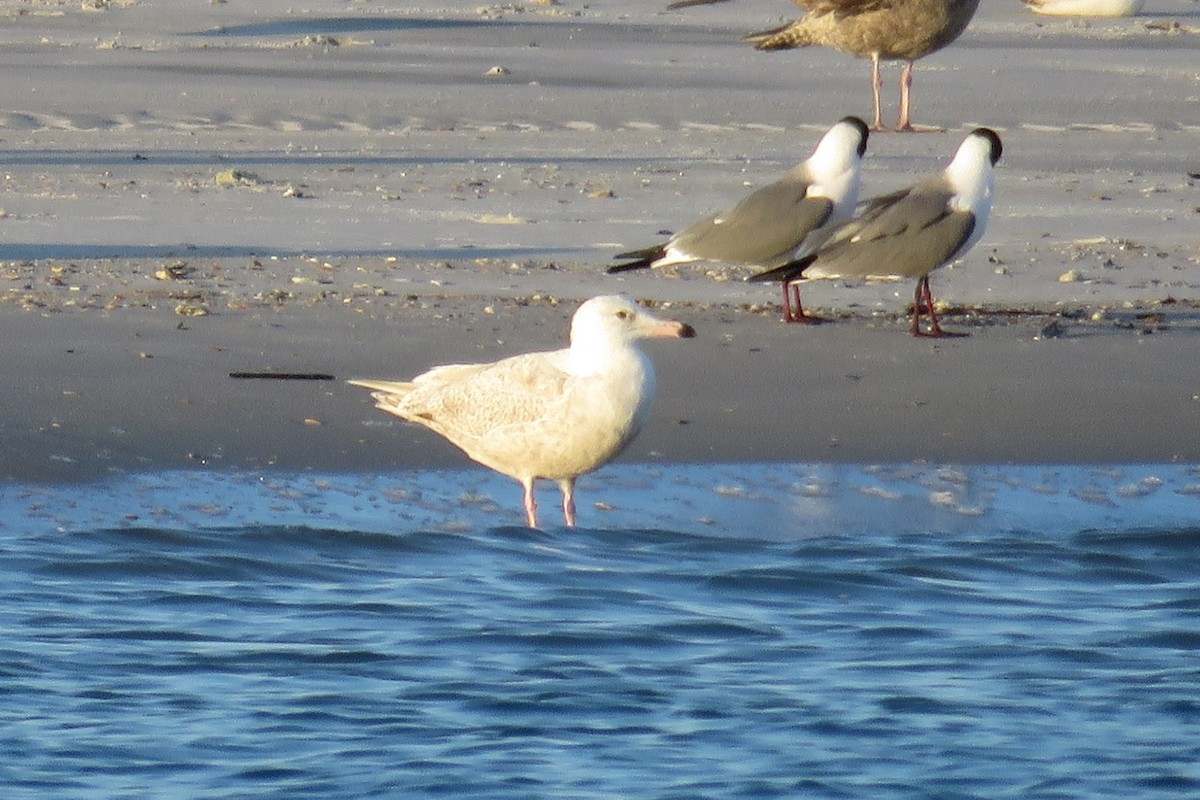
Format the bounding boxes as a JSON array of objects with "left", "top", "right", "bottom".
[{"left": 672, "top": 0, "right": 981, "bottom": 132}]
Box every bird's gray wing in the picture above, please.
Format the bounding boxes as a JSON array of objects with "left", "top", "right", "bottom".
[
  {"left": 803, "top": 187, "right": 976, "bottom": 280},
  {"left": 814, "top": 187, "right": 911, "bottom": 247},
  {"left": 673, "top": 180, "right": 835, "bottom": 267},
  {"left": 747, "top": 188, "right": 911, "bottom": 283}
]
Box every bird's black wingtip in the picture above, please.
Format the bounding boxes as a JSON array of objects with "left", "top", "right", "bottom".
[
  {"left": 747, "top": 255, "right": 815, "bottom": 284},
  {"left": 608, "top": 244, "right": 665, "bottom": 273},
  {"left": 607, "top": 260, "right": 652, "bottom": 274}
]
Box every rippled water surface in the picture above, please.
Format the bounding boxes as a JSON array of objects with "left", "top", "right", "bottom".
[{"left": 2, "top": 464, "right": 1199, "bottom": 798}]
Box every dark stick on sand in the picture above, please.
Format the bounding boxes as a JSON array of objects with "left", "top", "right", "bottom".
[{"left": 228, "top": 372, "right": 336, "bottom": 381}]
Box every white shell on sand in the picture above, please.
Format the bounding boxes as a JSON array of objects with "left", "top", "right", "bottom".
[{"left": 1023, "top": 0, "right": 1145, "bottom": 17}]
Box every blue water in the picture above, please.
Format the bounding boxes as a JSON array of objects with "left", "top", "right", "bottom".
[{"left": 2, "top": 464, "right": 1199, "bottom": 799}]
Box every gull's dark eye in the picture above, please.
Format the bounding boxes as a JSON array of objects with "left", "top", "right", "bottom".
[{"left": 616, "top": 310, "right": 630, "bottom": 320}]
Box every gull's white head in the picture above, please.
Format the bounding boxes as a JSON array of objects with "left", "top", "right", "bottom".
[
  {"left": 804, "top": 116, "right": 870, "bottom": 217},
  {"left": 570, "top": 295, "right": 696, "bottom": 350},
  {"left": 947, "top": 128, "right": 1003, "bottom": 176},
  {"left": 807, "top": 116, "right": 870, "bottom": 181},
  {"left": 945, "top": 127, "right": 1002, "bottom": 212},
  {"left": 566, "top": 295, "right": 695, "bottom": 378},
  {"left": 939, "top": 127, "right": 1003, "bottom": 255}
]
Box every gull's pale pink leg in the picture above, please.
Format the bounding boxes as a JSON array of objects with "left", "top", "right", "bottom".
[
  {"left": 870, "top": 53, "right": 885, "bottom": 132},
  {"left": 559, "top": 479, "right": 577, "bottom": 527},
  {"left": 897, "top": 61, "right": 915, "bottom": 132},
  {"left": 522, "top": 479, "right": 539, "bottom": 528}
]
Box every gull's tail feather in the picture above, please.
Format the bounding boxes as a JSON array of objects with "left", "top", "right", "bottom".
[
  {"left": 608, "top": 244, "right": 666, "bottom": 274},
  {"left": 745, "top": 22, "right": 813, "bottom": 51},
  {"left": 747, "top": 253, "right": 817, "bottom": 284}
]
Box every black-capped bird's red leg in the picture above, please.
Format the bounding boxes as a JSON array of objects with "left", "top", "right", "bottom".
[
  {"left": 914, "top": 276, "right": 967, "bottom": 338},
  {"left": 783, "top": 281, "right": 821, "bottom": 325}
]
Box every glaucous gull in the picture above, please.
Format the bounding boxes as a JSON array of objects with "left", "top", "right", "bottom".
[
  {"left": 1023, "top": 0, "right": 1144, "bottom": 17},
  {"left": 349, "top": 296, "right": 695, "bottom": 528},
  {"left": 609, "top": 116, "right": 870, "bottom": 324},
  {"left": 749, "top": 127, "right": 1002, "bottom": 336}
]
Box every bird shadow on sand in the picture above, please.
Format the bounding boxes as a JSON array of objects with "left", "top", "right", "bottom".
[
  {"left": 178, "top": 15, "right": 734, "bottom": 41},
  {"left": 0, "top": 243, "right": 583, "bottom": 262},
  {"left": 0, "top": 149, "right": 690, "bottom": 171},
  {"left": 180, "top": 17, "right": 535, "bottom": 39}
]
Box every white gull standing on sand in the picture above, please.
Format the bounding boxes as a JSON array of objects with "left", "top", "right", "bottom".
[
  {"left": 1023, "top": 0, "right": 1145, "bottom": 16},
  {"left": 348, "top": 295, "right": 695, "bottom": 529},
  {"left": 749, "top": 127, "right": 1002, "bottom": 336},
  {"left": 608, "top": 116, "right": 869, "bottom": 323}
]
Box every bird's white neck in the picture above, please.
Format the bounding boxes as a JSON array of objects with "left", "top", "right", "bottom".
[
  {"left": 566, "top": 339, "right": 656, "bottom": 431},
  {"left": 807, "top": 127, "right": 861, "bottom": 185},
  {"left": 567, "top": 338, "right": 643, "bottom": 379},
  {"left": 803, "top": 128, "right": 863, "bottom": 219}
]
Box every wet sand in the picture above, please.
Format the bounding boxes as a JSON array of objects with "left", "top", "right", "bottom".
[
  {"left": 1, "top": 0, "right": 1198, "bottom": 482},
  {"left": 6, "top": 293, "right": 1200, "bottom": 482}
]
